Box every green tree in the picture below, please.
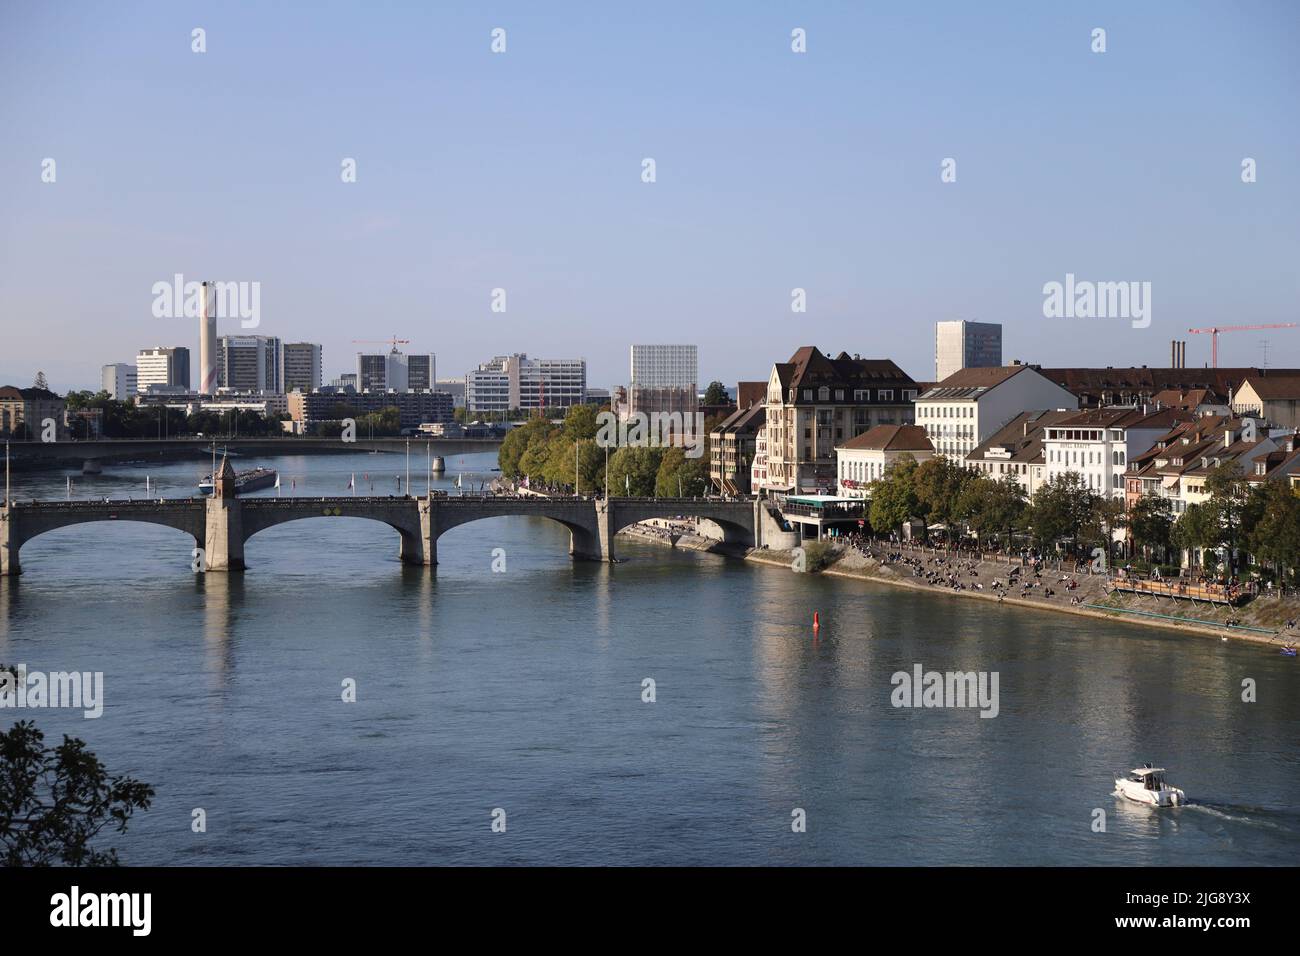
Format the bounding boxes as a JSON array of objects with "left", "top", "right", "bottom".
[
  {"left": 1247, "top": 482, "right": 1300, "bottom": 582},
  {"left": 868, "top": 457, "right": 920, "bottom": 537},
  {"left": 1028, "top": 472, "right": 1097, "bottom": 553},
  {"left": 654, "top": 446, "right": 709, "bottom": 498},
  {"left": 956, "top": 474, "right": 1026, "bottom": 548},
  {"left": 1128, "top": 494, "right": 1173, "bottom": 563},
  {"left": 1172, "top": 502, "right": 1219, "bottom": 570},
  {"left": 1204, "top": 462, "right": 1250, "bottom": 573},
  {"left": 913, "top": 457, "right": 977, "bottom": 534},
  {"left": 606, "top": 446, "right": 663, "bottom": 497},
  {"left": 497, "top": 418, "right": 555, "bottom": 478},
  {"left": 0, "top": 715, "right": 154, "bottom": 866},
  {"left": 562, "top": 403, "right": 600, "bottom": 442},
  {"left": 702, "top": 381, "right": 729, "bottom": 406}
]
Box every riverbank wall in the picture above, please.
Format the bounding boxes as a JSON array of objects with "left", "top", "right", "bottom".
[{"left": 744, "top": 547, "right": 1298, "bottom": 648}]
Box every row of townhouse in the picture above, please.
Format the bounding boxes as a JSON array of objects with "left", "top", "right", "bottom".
[
  {"left": 1124, "top": 415, "right": 1300, "bottom": 516},
  {"left": 727, "top": 348, "right": 1300, "bottom": 506}
]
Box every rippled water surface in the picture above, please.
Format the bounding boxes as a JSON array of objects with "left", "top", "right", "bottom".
[{"left": 1, "top": 451, "right": 1296, "bottom": 864}]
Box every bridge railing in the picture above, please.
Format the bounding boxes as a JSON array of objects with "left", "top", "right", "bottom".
[{"left": 10, "top": 498, "right": 206, "bottom": 510}]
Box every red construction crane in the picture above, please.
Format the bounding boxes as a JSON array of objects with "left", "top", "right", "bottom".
[{"left": 1186, "top": 323, "right": 1297, "bottom": 367}]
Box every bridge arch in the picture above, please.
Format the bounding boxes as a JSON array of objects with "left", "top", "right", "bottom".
[
  {"left": 238, "top": 499, "right": 428, "bottom": 567},
  {"left": 430, "top": 501, "right": 603, "bottom": 561},
  {"left": 1, "top": 501, "right": 207, "bottom": 575},
  {"left": 604, "top": 500, "right": 756, "bottom": 551}
]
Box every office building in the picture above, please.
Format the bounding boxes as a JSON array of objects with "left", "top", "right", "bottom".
[
  {"left": 629, "top": 344, "right": 698, "bottom": 417},
  {"left": 281, "top": 343, "right": 323, "bottom": 393},
  {"left": 935, "top": 321, "right": 1003, "bottom": 381},
  {"left": 136, "top": 346, "right": 191, "bottom": 393},
  {"left": 465, "top": 354, "right": 586, "bottom": 413},
  {"left": 218, "top": 335, "right": 282, "bottom": 392},
  {"left": 101, "top": 363, "right": 138, "bottom": 400},
  {"left": 288, "top": 387, "right": 454, "bottom": 430},
  {"left": 356, "top": 349, "right": 436, "bottom": 393}
]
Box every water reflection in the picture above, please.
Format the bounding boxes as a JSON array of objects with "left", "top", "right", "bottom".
[{"left": 197, "top": 572, "right": 243, "bottom": 690}]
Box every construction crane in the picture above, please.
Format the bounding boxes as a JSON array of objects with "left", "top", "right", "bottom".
[
  {"left": 1186, "top": 323, "right": 1297, "bottom": 368},
  {"left": 352, "top": 336, "right": 410, "bottom": 350}
]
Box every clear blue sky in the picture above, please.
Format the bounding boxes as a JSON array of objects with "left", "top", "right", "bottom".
[{"left": 2, "top": 0, "right": 1297, "bottom": 392}]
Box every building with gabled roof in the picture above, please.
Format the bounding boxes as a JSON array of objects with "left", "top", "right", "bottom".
[
  {"left": 966, "top": 409, "right": 1080, "bottom": 497},
  {"left": 1042, "top": 406, "right": 1194, "bottom": 498},
  {"left": 835, "top": 425, "right": 933, "bottom": 498},
  {"left": 915, "top": 363, "right": 1078, "bottom": 465},
  {"left": 762, "top": 347, "right": 918, "bottom": 493},
  {"left": 1231, "top": 371, "right": 1300, "bottom": 428}
]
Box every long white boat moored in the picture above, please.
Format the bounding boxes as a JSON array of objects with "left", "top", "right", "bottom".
[{"left": 1114, "top": 765, "right": 1187, "bottom": 807}]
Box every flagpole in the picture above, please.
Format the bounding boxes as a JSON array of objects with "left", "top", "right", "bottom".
[
  {"left": 406, "top": 439, "right": 410, "bottom": 498},
  {"left": 426, "top": 441, "right": 431, "bottom": 497}
]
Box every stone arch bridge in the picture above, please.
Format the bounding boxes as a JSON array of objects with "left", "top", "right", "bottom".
[{"left": 0, "top": 495, "right": 765, "bottom": 574}]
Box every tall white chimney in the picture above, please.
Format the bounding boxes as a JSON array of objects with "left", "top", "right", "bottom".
[{"left": 199, "top": 280, "right": 218, "bottom": 395}]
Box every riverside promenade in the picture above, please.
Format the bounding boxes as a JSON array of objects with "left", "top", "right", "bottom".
[{"left": 746, "top": 540, "right": 1300, "bottom": 647}]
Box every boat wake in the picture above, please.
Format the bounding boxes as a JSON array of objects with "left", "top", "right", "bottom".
[{"left": 1181, "top": 801, "right": 1293, "bottom": 830}]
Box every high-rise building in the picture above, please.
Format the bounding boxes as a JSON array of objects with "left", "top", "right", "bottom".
[
  {"left": 217, "top": 335, "right": 282, "bottom": 392},
  {"left": 465, "top": 354, "right": 586, "bottom": 413},
  {"left": 935, "top": 321, "right": 1002, "bottom": 381},
  {"left": 407, "top": 354, "right": 435, "bottom": 391},
  {"left": 629, "top": 344, "right": 698, "bottom": 417},
  {"left": 355, "top": 349, "right": 436, "bottom": 392},
  {"left": 281, "top": 342, "right": 323, "bottom": 393},
  {"left": 135, "top": 346, "right": 191, "bottom": 393},
  {"left": 101, "top": 363, "right": 138, "bottom": 400}
]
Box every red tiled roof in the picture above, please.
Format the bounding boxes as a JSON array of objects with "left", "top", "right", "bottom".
[{"left": 837, "top": 424, "right": 932, "bottom": 452}]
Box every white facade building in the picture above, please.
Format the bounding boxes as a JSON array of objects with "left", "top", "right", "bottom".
[
  {"left": 135, "top": 346, "right": 191, "bottom": 393},
  {"left": 101, "top": 363, "right": 138, "bottom": 400},
  {"left": 1042, "top": 407, "right": 1190, "bottom": 498},
  {"left": 835, "top": 425, "right": 934, "bottom": 499},
  {"left": 465, "top": 353, "right": 586, "bottom": 412},
  {"left": 915, "top": 365, "right": 1078, "bottom": 466}
]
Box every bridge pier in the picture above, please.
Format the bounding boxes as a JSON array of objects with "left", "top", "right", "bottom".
[
  {"left": 204, "top": 497, "right": 245, "bottom": 572},
  {"left": 1, "top": 505, "right": 19, "bottom": 576},
  {"left": 400, "top": 498, "right": 437, "bottom": 567}
]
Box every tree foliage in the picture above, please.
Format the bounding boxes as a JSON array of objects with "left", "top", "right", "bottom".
[
  {"left": 702, "top": 381, "right": 729, "bottom": 406},
  {"left": 0, "top": 717, "right": 154, "bottom": 867}
]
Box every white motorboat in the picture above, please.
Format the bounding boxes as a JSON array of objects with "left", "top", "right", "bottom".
[{"left": 1114, "top": 765, "right": 1186, "bottom": 807}]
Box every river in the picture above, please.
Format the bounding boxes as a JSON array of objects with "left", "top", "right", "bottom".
[{"left": 1, "top": 450, "right": 1296, "bottom": 865}]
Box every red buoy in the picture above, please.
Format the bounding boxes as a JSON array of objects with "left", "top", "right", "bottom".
[{"left": 813, "top": 611, "right": 820, "bottom": 631}]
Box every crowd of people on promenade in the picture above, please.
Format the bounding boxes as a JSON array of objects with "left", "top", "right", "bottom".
[{"left": 860, "top": 546, "right": 1087, "bottom": 603}]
